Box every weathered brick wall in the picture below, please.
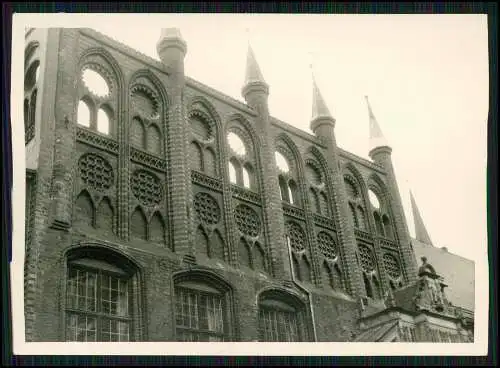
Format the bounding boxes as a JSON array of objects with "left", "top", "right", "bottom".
[{"left": 24, "top": 27, "right": 414, "bottom": 342}]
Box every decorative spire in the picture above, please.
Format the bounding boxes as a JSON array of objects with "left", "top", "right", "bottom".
[
  {"left": 311, "top": 64, "right": 334, "bottom": 123},
  {"left": 309, "top": 57, "right": 335, "bottom": 133},
  {"left": 244, "top": 39, "right": 266, "bottom": 86},
  {"left": 410, "top": 190, "right": 434, "bottom": 245},
  {"left": 365, "top": 96, "right": 390, "bottom": 151}
]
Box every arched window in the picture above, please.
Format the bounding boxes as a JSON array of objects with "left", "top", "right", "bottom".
[
  {"left": 130, "top": 79, "right": 164, "bottom": 155},
  {"left": 258, "top": 290, "right": 309, "bottom": 342},
  {"left": 276, "top": 150, "right": 301, "bottom": 207},
  {"left": 78, "top": 65, "right": 114, "bottom": 136},
  {"left": 65, "top": 247, "right": 142, "bottom": 342},
  {"left": 24, "top": 52, "right": 40, "bottom": 144},
  {"left": 344, "top": 174, "right": 366, "bottom": 230},
  {"left": 368, "top": 184, "right": 395, "bottom": 240},
  {"left": 305, "top": 160, "right": 331, "bottom": 217},
  {"left": 77, "top": 99, "right": 92, "bottom": 128},
  {"left": 174, "top": 271, "right": 233, "bottom": 342},
  {"left": 226, "top": 128, "right": 257, "bottom": 191},
  {"left": 228, "top": 159, "right": 238, "bottom": 184},
  {"left": 189, "top": 109, "right": 219, "bottom": 178}
]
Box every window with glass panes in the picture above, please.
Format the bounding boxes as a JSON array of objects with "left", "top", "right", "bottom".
[
  {"left": 65, "top": 264, "right": 132, "bottom": 342},
  {"left": 258, "top": 298, "right": 304, "bottom": 342},
  {"left": 175, "top": 286, "right": 226, "bottom": 342}
]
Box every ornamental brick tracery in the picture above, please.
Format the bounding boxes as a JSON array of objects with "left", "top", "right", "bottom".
[
  {"left": 130, "top": 170, "right": 163, "bottom": 207},
  {"left": 78, "top": 153, "right": 114, "bottom": 192}
]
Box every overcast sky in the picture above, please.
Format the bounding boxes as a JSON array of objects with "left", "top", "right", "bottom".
[{"left": 26, "top": 14, "right": 489, "bottom": 262}]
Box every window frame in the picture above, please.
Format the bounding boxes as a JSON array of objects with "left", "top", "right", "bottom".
[
  {"left": 257, "top": 292, "right": 309, "bottom": 342},
  {"left": 64, "top": 261, "right": 134, "bottom": 342},
  {"left": 173, "top": 272, "right": 235, "bottom": 342}
]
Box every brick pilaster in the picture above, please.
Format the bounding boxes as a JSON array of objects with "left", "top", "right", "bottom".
[
  {"left": 243, "top": 83, "right": 292, "bottom": 281},
  {"left": 312, "top": 119, "right": 365, "bottom": 297},
  {"left": 370, "top": 147, "right": 418, "bottom": 284}
]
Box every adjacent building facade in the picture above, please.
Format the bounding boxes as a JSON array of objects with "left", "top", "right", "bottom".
[{"left": 23, "top": 27, "right": 474, "bottom": 342}]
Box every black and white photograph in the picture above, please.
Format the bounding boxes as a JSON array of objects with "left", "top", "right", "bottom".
[{"left": 10, "top": 13, "right": 488, "bottom": 356}]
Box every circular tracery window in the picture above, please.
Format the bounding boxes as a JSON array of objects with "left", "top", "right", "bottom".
[
  {"left": 234, "top": 204, "right": 261, "bottom": 237},
  {"left": 358, "top": 244, "right": 375, "bottom": 272},
  {"left": 317, "top": 231, "right": 337, "bottom": 260},
  {"left": 286, "top": 222, "right": 306, "bottom": 252},
  {"left": 383, "top": 253, "right": 402, "bottom": 279},
  {"left": 193, "top": 192, "right": 221, "bottom": 225},
  {"left": 78, "top": 153, "right": 114, "bottom": 191},
  {"left": 130, "top": 170, "right": 163, "bottom": 206}
]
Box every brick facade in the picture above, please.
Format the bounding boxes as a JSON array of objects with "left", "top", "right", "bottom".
[{"left": 22, "top": 28, "right": 471, "bottom": 343}]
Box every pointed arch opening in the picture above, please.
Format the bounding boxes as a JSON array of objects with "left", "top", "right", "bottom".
[
  {"left": 210, "top": 230, "right": 225, "bottom": 261},
  {"left": 253, "top": 242, "right": 266, "bottom": 273},
  {"left": 238, "top": 237, "right": 251, "bottom": 268},
  {"left": 96, "top": 197, "right": 114, "bottom": 235},
  {"left": 130, "top": 207, "right": 147, "bottom": 241},
  {"left": 149, "top": 212, "right": 166, "bottom": 245},
  {"left": 75, "top": 190, "right": 94, "bottom": 228},
  {"left": 195, "top": 226, "right": 209, "bottom": 257}
]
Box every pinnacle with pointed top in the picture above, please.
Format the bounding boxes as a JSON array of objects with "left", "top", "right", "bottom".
[
  {"left": 242, "top": 43, "right": 269, "bottom": 100},
  {"left": 365, "top": 96, "right": 390, "bottom": 153},
  {"left": 410, "top": 190, "right": 434, "bottom": 245},
  {"left": 311, "top": 74, "right": 334, "bottom": 122},
  {"left": 244, "top": 44, "right": 267, "bottom": 86},
  {"left": 310, "top": 70, "right": 335, "bottom": 133}
]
